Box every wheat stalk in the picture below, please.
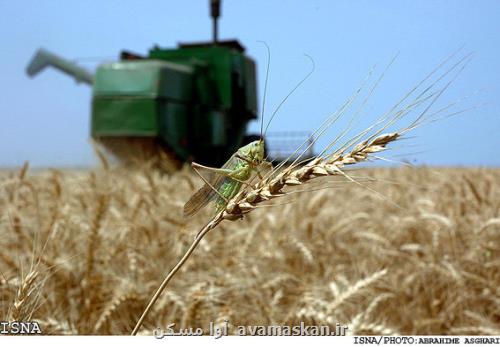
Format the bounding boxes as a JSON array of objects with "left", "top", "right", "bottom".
[
  {"left": 129, "top": 52, "right": 471, "bottom": 335},
  {"left": 131, "top": 132, "right": 408, "bottom": 334}
]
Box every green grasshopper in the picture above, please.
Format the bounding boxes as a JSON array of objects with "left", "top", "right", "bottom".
[
  {"left": 183, "top": 139, "right": 267, "bottom": 217},
  {"left": 183, "top": 46, "right": 314, "bottom": 218}
]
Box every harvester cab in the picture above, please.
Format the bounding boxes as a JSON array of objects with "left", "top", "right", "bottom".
[{"left": 26, "top": 0, "right": 259, "bottom": 168}]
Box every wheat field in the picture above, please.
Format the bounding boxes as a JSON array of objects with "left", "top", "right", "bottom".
[{"left": 0, "top": 164, "right": 498, "bottom": 335}]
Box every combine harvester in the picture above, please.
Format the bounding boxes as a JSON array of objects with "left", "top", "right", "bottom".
[{"left": 26, "top": 0, "right": 312, "bottom": 170}]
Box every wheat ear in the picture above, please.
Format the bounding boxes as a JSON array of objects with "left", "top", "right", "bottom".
[
  {"left": 222, "top": 133, "right": 400, "bottom": 219},
  {"left": 9, "top": 270, "right": 38, "bottom": 322}
]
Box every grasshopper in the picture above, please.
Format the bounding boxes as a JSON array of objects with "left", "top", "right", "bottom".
[
  {"left": 183, "top": 139, "right": 267, "bottom": 217},
  {"left": 183, "top": 45, "right": 314, "bottom": 218}
]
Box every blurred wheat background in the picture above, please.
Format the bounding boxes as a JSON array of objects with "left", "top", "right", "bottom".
[{"left": 0, "top": 163, "right": 498, "bottom": 335}]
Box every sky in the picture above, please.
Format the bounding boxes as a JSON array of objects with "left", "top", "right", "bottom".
[{"left": 0, "top": 0, "right": 499, "bottom": 168}]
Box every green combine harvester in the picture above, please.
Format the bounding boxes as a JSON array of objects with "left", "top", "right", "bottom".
[{"left": 26, "top": 0, "right": 262, "bottom": 169}]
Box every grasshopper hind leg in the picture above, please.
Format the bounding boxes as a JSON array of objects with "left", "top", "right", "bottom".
[{"left": 191, "top": 164, "right": 229, "bottom": 203}]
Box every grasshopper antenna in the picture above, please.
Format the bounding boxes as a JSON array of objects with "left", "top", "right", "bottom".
[
  {"left": 257, "top": 40, "right": 271, "bottom": 140},
  {"left": 263, "top": 53, "right": 315, "bottom": 137}
]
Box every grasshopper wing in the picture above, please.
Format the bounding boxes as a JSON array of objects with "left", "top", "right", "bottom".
[
  {"left": 183, "top": 155, "right": 239, "bottom": 218},
  {"left": 183, "top": 177, "right": 218, "bottom": 217}
]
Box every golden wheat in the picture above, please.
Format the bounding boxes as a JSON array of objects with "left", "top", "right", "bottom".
[
  {"left": 1, "top": 165, "right": 498, "bottom": 335},
  {"left": 1, "top": 52, "right": 498, "bottom": 336}
]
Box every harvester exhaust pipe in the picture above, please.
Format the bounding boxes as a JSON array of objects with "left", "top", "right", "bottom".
[
  {"left": 26, "top": 48, "right": 94, "bottom": 85},
  {"left": 210, "top": 0, "right": 221, "bottom": 44}
]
